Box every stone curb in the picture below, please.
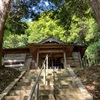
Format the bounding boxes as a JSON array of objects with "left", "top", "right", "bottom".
[
  {"left": 0, "top": 70, "right": 27, "bottom": 100},
  {"left": 67, "top": 65, "right": 93, "bottom": 100}
]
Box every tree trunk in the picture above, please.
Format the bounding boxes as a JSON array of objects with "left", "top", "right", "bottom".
[
  {"left": 0, "top": 27, "right": 4, "bottom": 67},
  {"left": 88, "top": 0, "right": 100, "bottom": 26},
  {"left": 0, "top": 0, "right": 11, "bottom": 68}
]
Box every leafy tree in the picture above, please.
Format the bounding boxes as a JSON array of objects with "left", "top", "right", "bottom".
[
  {"left": 84, "top": 21, "right": 100, "bottom": 65},
  {"left": 26, "top": 12, "right": 67, "bottom": 43},
  {"left": 3, "top": 34, "right": 28, "bottom": 48},
  {"left": 4, "top": 15, "right": 27, "bottom": 34},
  {"left": 85, "top": 39, "right": 100, "bottom": 65},
  {"left": 67, "top": 17, "right": 97, "bottom": 44},
  {"left": 51, "top": 0, "right": 91, "bottom": 30}
]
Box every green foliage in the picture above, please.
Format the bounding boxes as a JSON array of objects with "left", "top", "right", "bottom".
[
  {"left": 85, "top": 39, "right": 100, "bottom": 64},
  {"left": 26, "top": 13, "right": 67, "bottom": 43},
  {"left": 3, "top": 34, "right": 28, "bottom": 48},
  {"left": 5, "top": 16, "right": 27, "bottom": 34},
  {"left": 3, "top": 13, "right": 28, "bottom": 48},
  {"left": 52, "top": 0, "right": 91, "bottom": 28},
  {"left": 66, "top": 16, "right": 99, "bottom": 44},
  {"left": 83, "top": 20, "right": 100, "bottom": 65}
]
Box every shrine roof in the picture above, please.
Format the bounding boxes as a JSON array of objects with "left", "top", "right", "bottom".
[{"left": 39, "top": 36, "right": 65, "bottom": 44}]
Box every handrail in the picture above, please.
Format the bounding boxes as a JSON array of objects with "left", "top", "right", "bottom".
[{"left": 27, "top": 54, "right": 48, "bottom": 100}]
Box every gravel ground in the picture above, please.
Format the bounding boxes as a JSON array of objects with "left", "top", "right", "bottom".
[{"left": 0, "top": 67, "right": 21, "bottom": 93}]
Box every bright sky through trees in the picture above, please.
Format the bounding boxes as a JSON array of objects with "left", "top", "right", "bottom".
[
  {"left": 21, "top": 0, "right": 64, "bottom": 22},
  {"left": 0, "top": 0, "right": 3, "bottom": 10}
]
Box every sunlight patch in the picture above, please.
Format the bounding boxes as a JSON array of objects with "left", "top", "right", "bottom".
[
  {"left": 0, "top": 0, "right": 3, "bottom": 10},
  {"left": 45, "top": 1, "right": 49, "bottom": 6}
]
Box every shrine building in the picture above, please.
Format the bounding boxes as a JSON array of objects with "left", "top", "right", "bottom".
[
  {"left": 28, "top": 37, "right": 86, "bottom": 69},
  {"left": 3, "top": 37, "right": 87, "bottom": 69}
]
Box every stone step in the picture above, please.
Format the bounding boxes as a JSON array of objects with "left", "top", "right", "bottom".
[
  {"left": 23, "top": 72, "right": 39, "bottom": 78},
  {"left": 29, "top": 69, "right": 39, "bottom": 73},
  {"left": 39, "top": 94, "right": 55, "bottom": 100},
  {"left": 31, "top": 75, "right": 43, "bottom": 79},
  {"left": 13, "top": 86, "right": 32, "bottom": 90},
  {"left": 12, "top": 84, "right": 53, "bottom": 90},
  {"left": 23, "top": 75, "right": 38, "bottom": 79},
  {"left": 54, "top": 84, "right": 69, "bottom": 90},
  {"left": 19, "top": 78, "right": 31, "bottom": 82},
  {"left": 24, "top": 72, "right": 36, "bottom": 76},
  {"left": 54, "top": 78, "right": 72, "bottom": 83},
  {"left": 4, "top": 96, "right": 25, "bottom": 100},
  {"left": 13, "top": 85, "right": 54, "bottom": 91},
  {"left": 39, "top": 85, "right": 54, "bottom": 90},
  {"left": 14, "top": 84, "right": 53, "bottom": 91},
  {"left": 16, "top": 82, "right": 31, "bottom": 86},
  {"left": 27, "top": 69, "right": 41, "bottom": 75},
  {"left": 56, "top": 73, "right": 69, "bottom": 76},
  {"left": 8, "top": 90, "right": 31, "bottom": 96},
  {"left": 39, "top": 90, "right": 52, "bottom": 95},
  {"left": 27, "top": 69, "right": 64, "bottom": 76},
  {"left": 54, "top": 95, "right": 68, "bottom": 100},
  {"left": 21, "top": 75, "right": 38, "bottom": 81},
  {"left": 31, "top": 80, "right": 44, "bottom": 86}
]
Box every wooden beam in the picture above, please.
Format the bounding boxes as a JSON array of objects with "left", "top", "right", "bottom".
[
  {"left": 40, "top": 53, "right": 63, "bottom": 58},
  {"left": 29, "top": 44, "right": 73, "bottom": 49},
  {"left": 39, "top": 50, "right": 63, "bottom": 53}
]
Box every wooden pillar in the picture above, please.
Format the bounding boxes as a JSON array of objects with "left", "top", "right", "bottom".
[
  {"left": 51, "top": 53, "right": 53, "bottom": 69},
  {"left": 46, "top": 54, "right": 48, "bottom": 69},
  {"left": 36, "top": 50, "right": 39, "bottom": 68},
  {"left": 78, "top": 51, "right": 83, "bottom": 69},
  {"left": 63, "top": 51, "right": 67, "bottom": 68}
]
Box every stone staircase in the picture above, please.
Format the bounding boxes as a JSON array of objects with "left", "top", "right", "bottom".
[
  {"left": 3, "top": 69, "right": 85, "bottom": 100},
  {"left": 3, "top": 70, "right": 38, "bottom": 100}
]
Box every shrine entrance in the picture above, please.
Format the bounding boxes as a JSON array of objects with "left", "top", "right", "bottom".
[
  {"left": 29, "top": 37, "right": 74, "bottom": 69},
  {"left": 48, "top": 56, "right": 63, "bottom": 69},
  {"left": 40, "top": 53, "right": 64, "bottom": 69}
]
